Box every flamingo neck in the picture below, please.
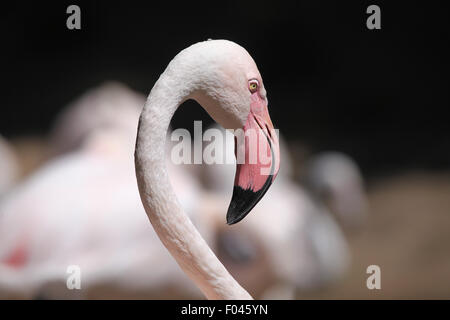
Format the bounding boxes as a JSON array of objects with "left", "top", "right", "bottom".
[{"left": 134, "top": 69, "right": 252, "bottom": 300}]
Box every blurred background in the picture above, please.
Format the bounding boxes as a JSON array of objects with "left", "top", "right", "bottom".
[{"left": 0, "top": 1, "right": 449, "bottom": 299}]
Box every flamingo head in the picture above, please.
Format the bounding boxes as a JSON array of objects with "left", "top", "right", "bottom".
[{"left": 174, "top": 39, "right": 280, "bottom": 224}]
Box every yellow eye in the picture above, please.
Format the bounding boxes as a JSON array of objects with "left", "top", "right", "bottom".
[{"left": 249, "top": 80, "right": 259, "bottom": 93}]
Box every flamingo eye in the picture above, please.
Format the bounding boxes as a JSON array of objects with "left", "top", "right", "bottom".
[{"left": 248, "top": 79, "right": 259, "bottom": 93}]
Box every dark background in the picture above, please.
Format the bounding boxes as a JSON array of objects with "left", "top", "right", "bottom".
[{"left": 1, "top": 1, "right": 449, "bottom": 177}]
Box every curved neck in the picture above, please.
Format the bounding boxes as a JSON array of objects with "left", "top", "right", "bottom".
[{"left": 134, "top": 72, "right": 252, "bottom": 300}]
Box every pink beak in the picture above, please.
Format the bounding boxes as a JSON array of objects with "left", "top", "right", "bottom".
[{"left": 226, "top": 95, "right": 280, "bottom": 225}]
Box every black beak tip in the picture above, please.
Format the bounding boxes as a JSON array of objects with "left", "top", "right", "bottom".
[
  {"left": 226, "top": 203, "right": 250, "bottom": 225},
  {"left": 226, "top": 176, "right": 273, "bottom": 225}
]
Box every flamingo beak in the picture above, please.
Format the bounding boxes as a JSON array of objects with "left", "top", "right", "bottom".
[{"left": 226, "top": 103, "right": 280, "bottom": 225}]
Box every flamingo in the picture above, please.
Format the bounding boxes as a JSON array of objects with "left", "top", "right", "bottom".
[
  {"left": 0, "top": 132, "right": 206, "bottom": 299},
  {"left": 0, "top": 83, "right": 210, "bottom": 299},
  {"left": 134, "top": 39, "right": 280, "bottom": 300},
  {"left": 300, "top": 151, "right": 369, "bottom": 229}
]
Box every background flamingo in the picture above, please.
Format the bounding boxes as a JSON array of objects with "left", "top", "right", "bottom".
[
  {"left": 300, "top": 152, "right": 369, "bottom": 229},
  {"left": 199, "top": 124, "right": 350, "bottom": 298},
  {"left": 0, "top": 83, "right": 207, "bottom": 299}
]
